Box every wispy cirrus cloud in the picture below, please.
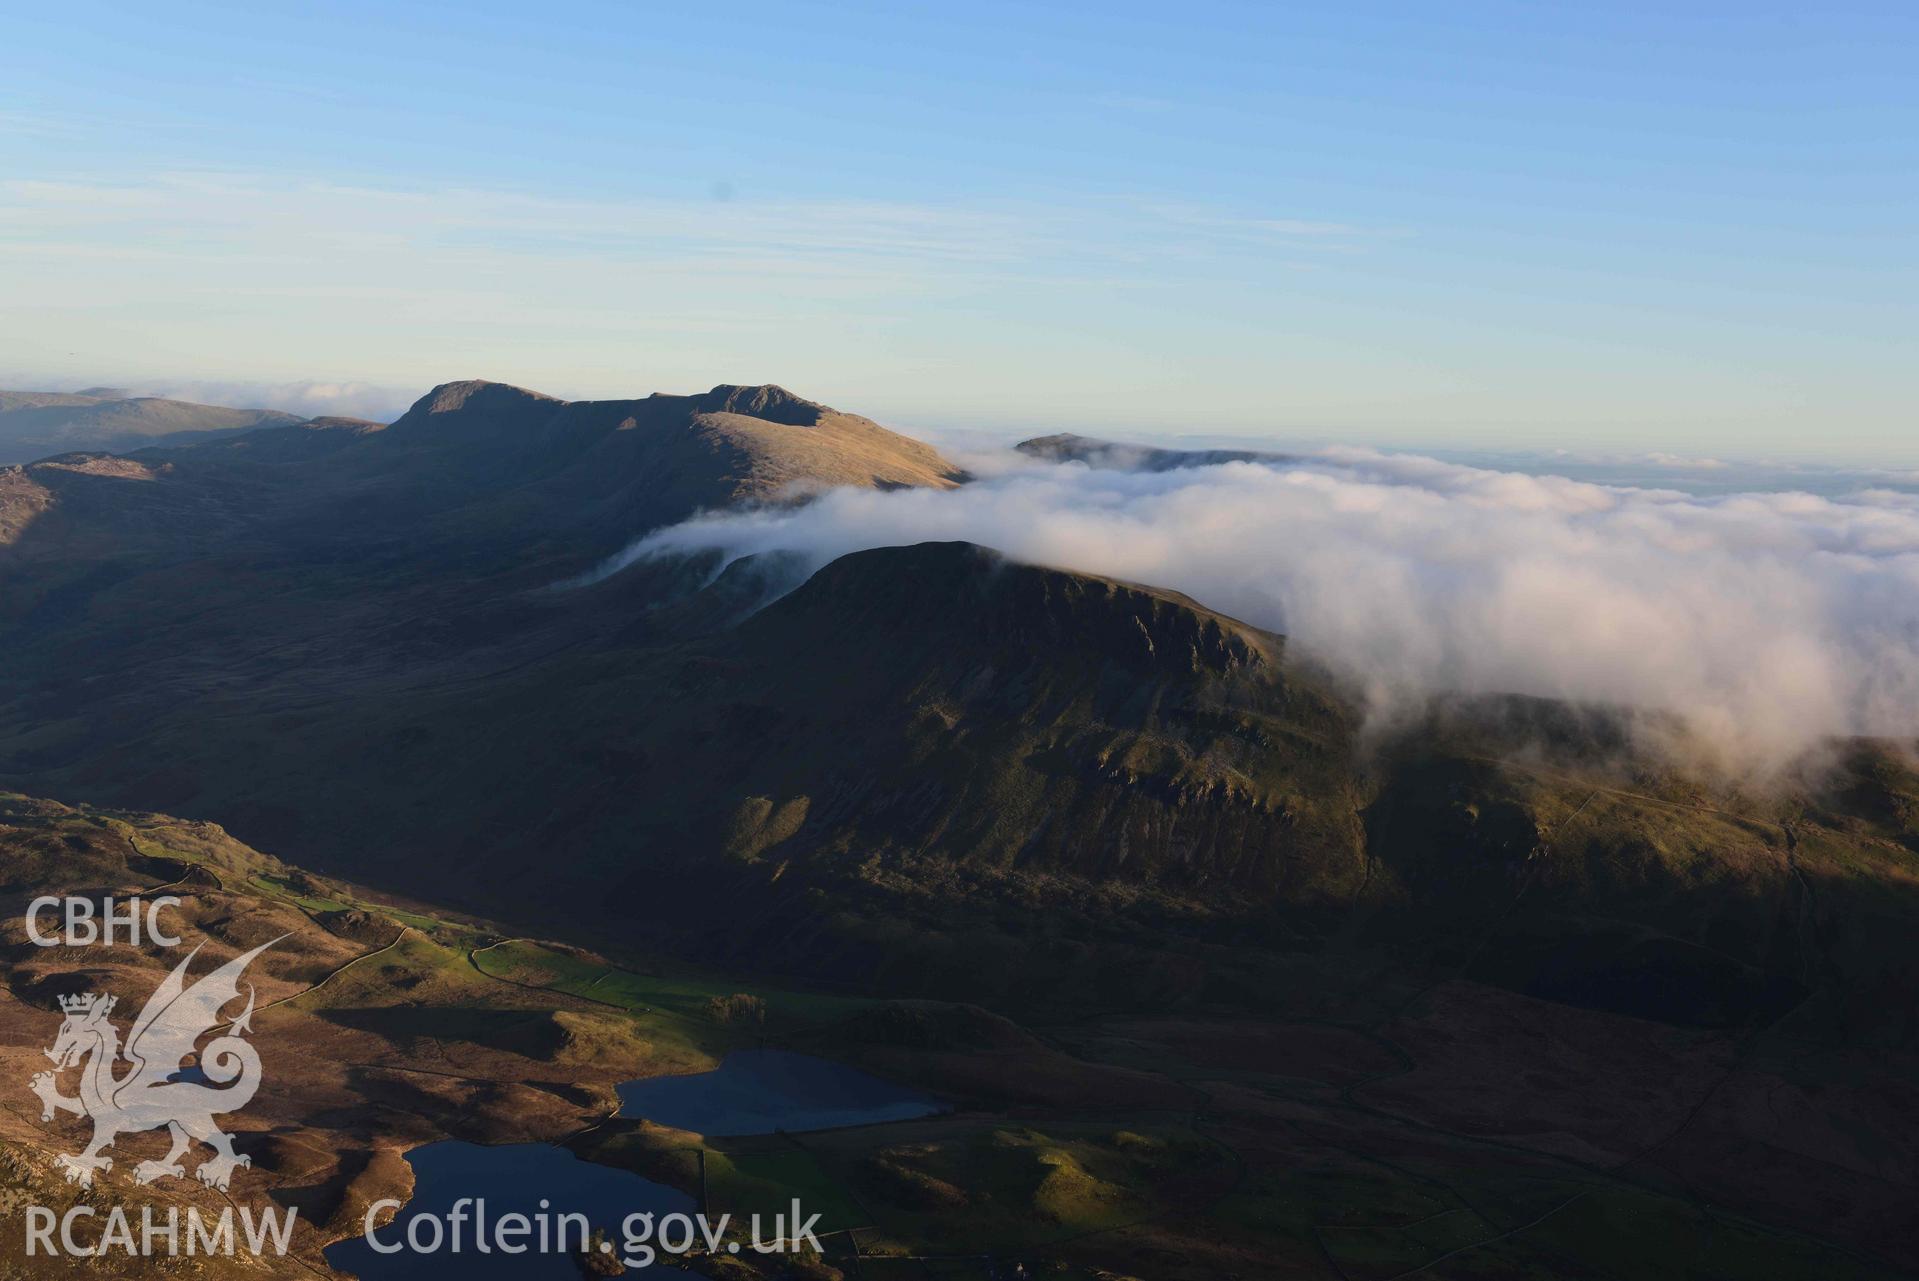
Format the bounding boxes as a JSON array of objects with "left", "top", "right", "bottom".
[
  {"left": 1132, "top": 200, "right": 1394, "bottom": 247},
  {"left": 0, "top": 172, "right": 1035, "bottom": 282},
  {"left": 0, "top": 168, "right": 1389, "bottom": 405},
  {"left": 0, "top": 172, "right": 1378, "bottom": 283},
  {"left": 1248, "top": 218, "right": 1372, "bottom": 236}
]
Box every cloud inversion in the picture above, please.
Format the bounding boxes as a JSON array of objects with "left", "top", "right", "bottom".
[{"left": 602, "top": 448, "right": 1919, "bottom": 774}]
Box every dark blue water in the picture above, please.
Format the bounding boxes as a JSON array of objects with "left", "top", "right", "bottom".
[
  {"left": 616, "top": 1048, "right": 940, "bottom": 1134},
  {"left": 323, "top": 1052, "right": 934, "bottom": 1278},
  {"left": 324, "top": 1140, "right": 690, "bottom": 1279}
]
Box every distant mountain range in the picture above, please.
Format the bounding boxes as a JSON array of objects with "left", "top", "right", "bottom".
[
  {"left": 0, "top": 376, "right": 1909, "bottom": 1026},
  {"left": 1, "top": 376, "right": 1916, "bottom": 1273},
  {"left": 0, "top": 387, "right": 303, "bottom": 462}
]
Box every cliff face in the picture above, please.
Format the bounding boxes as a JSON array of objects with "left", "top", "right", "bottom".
[
  {"left": 273, "top": 537, "right": 1362, "bottom": 958},
  {"left": 698, "top": 542, "right": 1361, "bottom": 894},
  {"left": 745, "top": 541, "right": 1273, "bottom": 679}
]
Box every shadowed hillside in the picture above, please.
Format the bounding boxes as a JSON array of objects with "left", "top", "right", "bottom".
[{"left": 0, "top": 535, "right": 1369, "bottom": 951}]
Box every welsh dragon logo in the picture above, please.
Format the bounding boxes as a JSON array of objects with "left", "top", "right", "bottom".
[{"left": 29, "top": 937, "right": 282, "bottom": 1191}]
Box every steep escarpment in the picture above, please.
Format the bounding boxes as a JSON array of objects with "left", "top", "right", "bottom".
[
  {"left": 284, "top": 541, "right": 1373, "bottom": 949},
  {"left": 709, "top": 543, "right": 1359, "bottom": 887},
  {"left": 745, "top": 541, "right": 1272, "bottom": 679},
  {"left": 0, "top": 533, "right": 1369, "bottom": 956}
]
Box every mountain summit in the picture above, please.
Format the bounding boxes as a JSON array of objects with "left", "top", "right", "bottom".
[
  {"left": 0, "top": 377, "right": 964, "bottom": 578},
  {"left": 375, "top": 377, "right": 961, "bottom": 504},
  {"left": 696, "top": 383, "right": 825, "bottom": 425}
]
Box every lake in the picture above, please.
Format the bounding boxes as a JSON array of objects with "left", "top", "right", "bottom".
[
  {"left": 323, "top": 1139, "right": 690, "bottom": 1279},
  {"left": 323, "top": 1050, "right": 938, "bottom": 1276},
  {"left": 615, "top": 1047, "right": 941, "bottom": 1135}
]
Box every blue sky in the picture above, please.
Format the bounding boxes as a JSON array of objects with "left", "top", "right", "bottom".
[{"left": 2, "top": 0, "right": 1913, "bottom": 458}]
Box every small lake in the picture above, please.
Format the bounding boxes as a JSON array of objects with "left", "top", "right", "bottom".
[
  {"left": 324, "top": 1140, "right": 690, "bottom": 1279},
  {"left": 616, "top": 1048, "right": 941, "bottom": 1135},
  {"left": 323, "top": 1052, "right": 936, "bottom": 1277}
]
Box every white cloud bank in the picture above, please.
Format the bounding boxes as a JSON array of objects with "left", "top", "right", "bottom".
[
  {"left": 602, "top": 449, "right": 1919, "bottom": 775},
  {"left": 130, "top": 378, "right": 413, "bottom": 422}
]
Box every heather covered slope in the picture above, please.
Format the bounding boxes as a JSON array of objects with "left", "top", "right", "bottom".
[
  {"left": 0, "top": 388, "right": 300, "bottom": 462},
  {"left": 7, "top": 790, "right": 1908, "bottom": 1279},
  {"left": 0, "top": 793, "right": 730, "bottom": 1277}
]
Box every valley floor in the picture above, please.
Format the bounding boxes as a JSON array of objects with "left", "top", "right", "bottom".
[{"left": 0, "top": 795, "right": 1912, "bottom": 1280}]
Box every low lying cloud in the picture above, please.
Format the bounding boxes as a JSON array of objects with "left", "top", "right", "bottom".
[
  {"left": 120, "top": 379, "right": 412, "bottom": 422},
  {"left": 0, "top": 374, "right": 416, "bottom": 422},
  {"left": 603, "top": 448, "right": 1919, "bottom": 775}
]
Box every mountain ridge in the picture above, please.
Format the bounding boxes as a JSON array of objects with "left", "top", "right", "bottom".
[
  {"left": 0, "top": 374, "right": 1914, "bottom": 1280},
  {"left": 0, "top": 388, "right": 302, "bottom": 463},
  {"left": 0, "top": 376, "right": 964, "bottom": 577},
  {"left": 0, "top": 377, "right": 1914, "bottom": 1054}
]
